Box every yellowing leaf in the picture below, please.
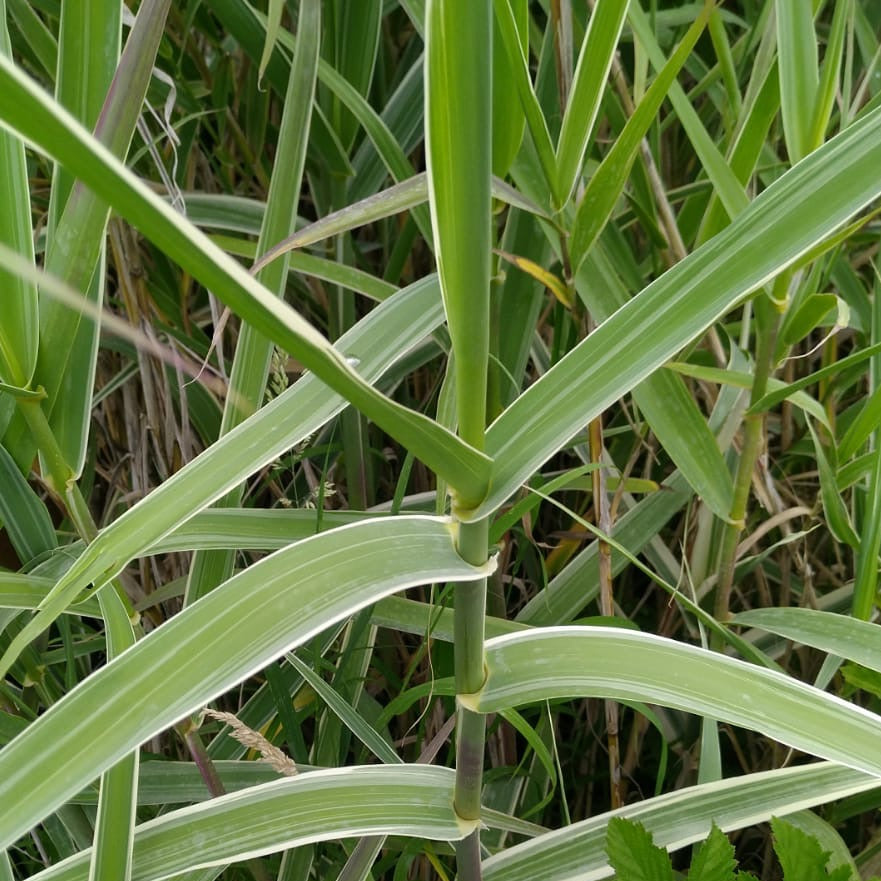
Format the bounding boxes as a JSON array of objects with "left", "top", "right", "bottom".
[{"left": 496, "top": 249, "right": 573, "bottom": 308}]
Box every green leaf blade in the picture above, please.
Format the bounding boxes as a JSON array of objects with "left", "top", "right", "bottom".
[
  {"left": 30, "top": 767, "right": 472, "bottom": 881},
  {"left": 0, "top": 517, "right": 491, "bottom": 849},
  {"left": 473, "top": 103, "right": 881, "bottom": 521},
  {"left": 569, "top": 6, "right": 710, "bottom": 272},
  {"left": 472, "top": 627, "right": 881, "bottom": 778},
  {"left": 554, "top": 0, "right": 630, "bottom": 207},
  {"left": 425, "top": 0, "right": 492, "bottom": 451},
  {"left": 775, "top": 0, "right": 819, "bottom": 163},
  {"left": 0, "top": 0, "right": 38, "bottom": 389},
  {"left": 605, "top": 817, "right": 674, "bottom": 881}
]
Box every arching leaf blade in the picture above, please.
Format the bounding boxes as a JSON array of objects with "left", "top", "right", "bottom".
[
  {"left": 0, "top": 517, "right": 492, "bottom": 848},
  {"left": 469, "top": 627, "right": 881, "bottom": 778}
]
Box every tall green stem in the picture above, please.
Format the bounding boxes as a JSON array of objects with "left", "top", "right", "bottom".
[
  {"left": 852, "top": 281, "right": 881, "bottom": 620},
  {"left": 18, "top": 396, "right": 135, "bottom": 618},
  {"left": 712, "top": 286, "right": 783, "bottom": 646},
  {"left": 425, "top": 4, "right": 492, "bottom": 875},
  {"left": 454, "top": 519, "right": 489, "bottom": 825}
]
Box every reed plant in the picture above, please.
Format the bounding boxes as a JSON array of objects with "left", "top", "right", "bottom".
[{"left": 0, "top": 1, "right": 881, "bottom": 879}]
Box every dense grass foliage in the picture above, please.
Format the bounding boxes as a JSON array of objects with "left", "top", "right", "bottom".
[{"left": 0, "top": 1, "right": 881, "bottom": 879}]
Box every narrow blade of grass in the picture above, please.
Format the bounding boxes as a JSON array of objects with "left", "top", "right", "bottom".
[
  {"left": 38, "top": 0, "right": 170, "bottom": 475},
  {"left": 776, "top": 0, "right": 819, "bottom": 162},
  {"left": 492, "top": 0, "right": 528, "bottom": 178},
  {"left": 628, "top": 1, "right": 749, "bottom": 221},
  {"left": 0, "top": 441, "right": 56, "bottom": 564},
  {"left": 733, "top": 608, "right": 881, "bottom": 671},
  {"left": 28, "top": 768, "right": 472, "bottom": 881},
  {"left": 492, "top": 0, "right": 557, "bottom": 202},
  {"left": 569, "top": 6, "right": 710, "bottom": 273},
  {"left": 186, "top": 0, "right": 321, "bottom": 606},
  {"left": 0, "top": 0, "right": 38, "bottom": 390},
  {"left": 808, "top": 0, "right": 851, "bottom": 150},
  {"left": 554, "top": 0, "right": 629, "bottom": 207}
]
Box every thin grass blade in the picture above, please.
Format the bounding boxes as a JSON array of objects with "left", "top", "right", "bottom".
[
  {"left": 186, "top": 0, "right": 321, "bottom": 606},
  {"left": 776, "top": 0, "right": 819, "bottom": 162},
  {"left": 808, "top": 0, "right": 850, "bottom": 150},
  {"left": 627, "top": 2, "right": 748, "bottom": 220},
  {"left": 0, "top": 0, "right": 37, "bottom": 390},
  {"left": 568, "top": 6, "right": 710, "bottom": 273},
  {"left": 286, "top": 653, "right": 401, "bottom": 766},
  {"left": 89, "top": 587, "right": 138, "bottom": 881},
  {"left": 733, "top": 608, "right": 881, "bottom": 672},
  {"left": 38, "top": 0, "right": 170, "bottom": 475},
  {"left": 492, "top": 0, "right": 557, "bottom": 199},
  {"left": 492, "top": 0, "right": 528, "bottom": 178},
  {"left": 0, "top": 442, "right": 56, "bottom": 564},
  {"left": 6, "top": 0, "right": 57, "bottom": 78},
  {"left": 554, "top": 0, "right": 629, "bottom": 207}
]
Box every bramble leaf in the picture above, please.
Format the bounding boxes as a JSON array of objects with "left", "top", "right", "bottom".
[{"left": 606, "top": 817, "right": 674, "bottom": 881}]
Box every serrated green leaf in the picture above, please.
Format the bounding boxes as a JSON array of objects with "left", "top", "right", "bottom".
[
  {"left": 605, "top": 817, "right": 674, "bottom": 881},
  {"left": 771, "top": 817, "right": 834, "bottom": 881},
  {"left": 688, "top": 824, "right": 738, "bottom": 881},
  {"left": 781, "top": 811, "right": 860, "bottom": 880}
]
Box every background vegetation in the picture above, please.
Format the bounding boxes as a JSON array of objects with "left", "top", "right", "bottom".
[{"left": 0, "top": 0, "right": 880, "bottom": 879}]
